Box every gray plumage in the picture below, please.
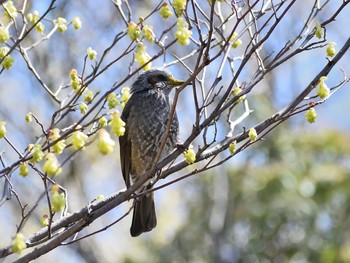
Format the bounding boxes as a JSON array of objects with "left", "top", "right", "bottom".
[{"left": 119, "top": 69, "right": 185, "bottom": 237}]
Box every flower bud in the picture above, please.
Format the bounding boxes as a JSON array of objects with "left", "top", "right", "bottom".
[
  {"left": 70, "top": 130, "right": 88, "bottom": 150},
  {"left": 1, "top": 55, "right": 14, "bottom": 70},
  {"left": 40, "top": 214, "right": 49, "bottom": 227},
  {"left": 25, "top": 113, "right": 32, "bottom": 123},
  {"left": 305, "top": 107, "right": 317, "bottom": 123},
  {"left": 326, "top": 42, "right": 336, "bottom": 57},
  {"left": 316, "top": 76, "right": 330, "bottom": 99},
  {"left": 4, "top": 1, "right": 18, "bottom": 19},
  {"left": 36, "top": 22, "right": 45, "bottom": 33},
  {"left": 0, "top": 46, "right": 9, "bottom": 58},
  {"left": 0, "top": 26, "right": 10, "bottom": 43},
  {"left": 183, "top": 144, "right": 196, "bottom": 164},
  {"left": 121, "top": 87, "right": 131, "bottom": 109},
  {"left": 72, "top": 17, "right": 82, "bottom": 30},
  {"left": 56, "top": 17, "right": 67, "bottom": 33},
  {"left": 0, "top": 121, "right": 6, "bottom": 138},
  {"left": 31, "top": 144, "right": 44, "bottom": 163},
  {"left": 12, "top": 233, "right": 26, "bottom": 254},
  {"left": 135, "top": 42, "right": 152, "bottom": 70},
  {"left": 110, "top": 111, "right": 126, "bottom": 137},
  {"left": 127, "top": 22, "right": 141, "bottom": 41},
  {"left": 97, "top": 129, "right": 115, "bottom": 155},
  {"left": 159, "top": 3, "right": 172, "bottom": 19},
  {"left": 232, "top": 87, "right": 245, "bottom": 103},
  {"left": 229, "top": 141, "right": 237, "bottom": 155},
  {"left": 84, "top": 90, "right": 94, "bottom": 103},
  {"left": 99, "top": 116, "right": 108, "bottom": 127},
  {"left": 230, "top": 32, "right": 242, "bottom": 48},
  {"left": 51, "top": 187, "right": 66, "bottom": 212},
  {"left": 79, "top": 102, "right": 88, "bottom": 115},
  {"left": 143, "top": 25, "right": 155, "bottom": 43},
  {"left": 42, "top": 153, "right": 62, "bottom": 176},
  {"left": 107, "top": 93, "right": 119, "bottom": 109},
  {"left": 19, "top": 162, "right": 29, "bottom": 177},
  {"left": 175, "top": 18, "right": 192, "bottom": 45},
  {"left": 315, "top": 23, "right": 323, "bottom": 39},
  {"left": 87, "top": 47, "right": 97, "bottom": 60},
  {"left": 49, "top": 128, "right": 66, "bottom": 154},
  {"left": 248, "top": 128, "right": 257, "bottom": 142},
  {"left": 173, "top": 0, "right": 186, "bottom": 16}
]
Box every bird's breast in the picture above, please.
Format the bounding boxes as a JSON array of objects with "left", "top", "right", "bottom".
[{"left": 126, "top": 93, "right": 178, "bottom": 177}]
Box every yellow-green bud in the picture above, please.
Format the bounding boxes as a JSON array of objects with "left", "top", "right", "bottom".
[
  {"left": 127, "top": 22, "right": 141, "bottom": 41},
  {"left": 110, "top": 111, "right": 126, "bottom": 137},
  {"left": 159, "top": 3, "right": 172, "bottom": 19},
  {"left": 70, "top": 69, "right": 78, "bottom": 80},
  {"left": 49, "top": 128, "right": 66, "bottom": 155},
  {"left": 305, "top": 107, "right": 317, "bottom": 123},
  {"left": 87, "top": 47, "right": 97, "bottom": 60},
  {"left": 121, "top": 87, "right": 131, "bottom": 104},
  {"left": 84, "top": 90, "right": 94, "bottom": 103},
  {"left": 99, "top": 116, "right": 108, "bottom": 127},
  {"left": 26, "top": 13, "right": 33, "bottom": 23},
  {"left": 232, "top": 87, "right": 245, "bottom": 103},
  {"left": 229, "top": 141, "right": 237, "bottom": 155},
  {"left": 107, "top": 93, "right": 119, "bottom": 109},
  {"left": 31, "top": 144, "right": 44, "bottom": 163},
  {"left": 183, "top": 144, "right": 196, "bottom": 164},
  {"left": 79, "top": 102, "right": 88, "bottom": 115},
  {"left": 0, "top": 121, "right": 6, "bottom": 138},
  {"left": 173, "top": 0, "right": 186, "bottom": 16},
  {"left": 143, "top": 25, "right": 155, "bottom": 43},
  {"left": 25, "top": 113, "right": 32, "bottom": 123},
  {"left": 97, "top": 129, "right": 115, "bottom": 155},
  {"left": 12, "top": 233, "right": 27, "bottom": 254},
  {"left": 70, "top": 130, "right": 88, "bottom": 150},
  {"left": 70, "top": 69, "right": 81, "bottom": 92},
  {"left": 0, "top": 26, "right": 10, "bottom": 43},
  {"left": 230, "top": 32, "right": 242, "bottom": 48},
  {"left": 40, "top": 214, "right": 49, "bottom": 227},
  {"left": 175, "top": 18, "right": 192, "bottom": 45},
  {"left": 135, "top": 42, "right": 152, "bottom": 70},
  {"left": 0, "top": 47, "right": 9, "bottom": 58},
  {"left": 35, "top": 22, "right": 45, "bottom": 33},
  {"left": 316, "top": 76, "right": 330, "bottom": 99},
  {"left": 52, "top": 140, "right": 66, "bottom": 155},
  {"left": 4, "top": 1, "right": 18, "bottom": 19},
  {"left": 97, "top": 195, "right": 104, "bottom": 201},
  {"left": 51, "top": 187, "right": 66, "bottom": 212},
  {"left": 56, "top": 17, "right": 67, "bottom": 33},
  {"left": 315, "top": 23, "right": 323, "bottom": 39},
  {"left": 42, "top": 153, "right": 62, "bottom": 176},
  {"left": 1, "top": 55, "right": 14, "bottom": 70},
  {"left": 326, "top": 42, "right": 336, "bottom": 57},
  {"left": 72, "top": 17, "right": 82, "bottom": 30},
  {"left": 19, "top": 162, "right": 29, "bottom": 177},
  {"left": 248, "top": 128, "right": 258, "bottom": 142}
]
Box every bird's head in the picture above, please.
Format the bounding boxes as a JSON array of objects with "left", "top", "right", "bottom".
[{"left": 131, "top": 69, "right": 185, "bottom": 95}]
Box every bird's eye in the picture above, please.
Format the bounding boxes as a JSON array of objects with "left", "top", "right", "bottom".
[{"left": 147, "top": 74, "right": 168, "bottom": 85}]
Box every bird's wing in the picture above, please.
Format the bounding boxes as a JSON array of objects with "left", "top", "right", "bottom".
[{"left": 119, "top": 103, "right": 132, "bottom": 188}]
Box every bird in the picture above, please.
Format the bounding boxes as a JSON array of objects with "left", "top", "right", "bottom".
[{"left": 119, "top": 69, "right": 187, "bottom": 237}]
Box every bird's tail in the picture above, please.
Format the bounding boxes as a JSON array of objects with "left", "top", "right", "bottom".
[{"left": 130, "top": 189, "right": 157, "bottom": 237}]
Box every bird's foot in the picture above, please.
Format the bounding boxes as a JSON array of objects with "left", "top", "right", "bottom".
[{"left": 176, "top": 143, "right": 186, "bottom": 152}]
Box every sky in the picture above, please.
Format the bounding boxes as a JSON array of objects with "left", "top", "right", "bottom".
[{"left": 0, "top": 0, "right": 350, "bottom": 262}]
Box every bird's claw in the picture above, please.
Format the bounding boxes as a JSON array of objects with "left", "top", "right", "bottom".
[{"left": 176, "top": 143, "right": 186, "bottom": 152}]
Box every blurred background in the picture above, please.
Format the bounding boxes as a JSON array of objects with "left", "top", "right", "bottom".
[{"left": 0, "top": 0, "right": 350, "bottom": 262}]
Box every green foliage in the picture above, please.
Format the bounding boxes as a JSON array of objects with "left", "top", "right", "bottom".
[{"left": 139, "top": 129, "right": 350, "bottom": 263}]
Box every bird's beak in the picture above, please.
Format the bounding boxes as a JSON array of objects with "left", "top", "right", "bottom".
[{"left": 168, "top": 76, "right": 186, "bottom": 87}]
